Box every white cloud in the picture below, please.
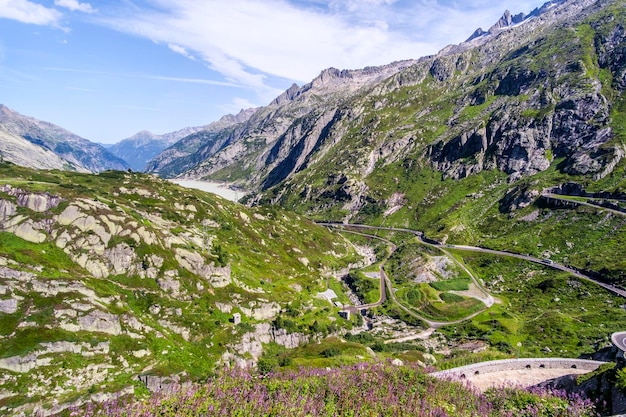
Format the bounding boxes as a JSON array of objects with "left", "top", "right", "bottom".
[
  {"left": 147, "top": 75, "right": 240, "bottom": 87},
  {"left": 102, "top": 0, "right": 432, "bottom": 87},
  {"left": 100, "top": 0, "right": 546, "bottom": 93},
  {"left": 54, "top": 0, "right": 97, "bottom": 14},
  {"left": 168, "top": 43, "right": 196, "bottom": 61},
  {"left": 0, "top": 0, "right": 62, "bottom": 25},
  {"left": 330, "top": 0, "right": 398, "bottom": 13},
  {"left": 41, "top": 66, "right": 239, "bottom": 87},
  {"left": 225, "top": 97, "right": 261, "bottom": 112}
]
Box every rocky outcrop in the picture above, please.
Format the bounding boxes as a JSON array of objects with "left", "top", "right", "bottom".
[
  {"left": 0, "top": 199, "right": 16, "bottom": 222},
  {"left": 0, "top": 298, "right": 18, "bottom": 314},
  {"left": 227, "top": 323, "right": 310, "bottom": 366},
  {"left": 174, "top": 248, "right": 232, "bottom": 288},
  {"left": 70, "top": 310, "right": 122, "bottom": 336},
  {"left": 137, "top": 374, "right": 189, "bottom": 394},
  {"left": 499, "top": 184, "right": 542, "bottom": 212},
  {"left": 0, "top": 185, "right": 63, "bottom": 212},
  {"left": 240, "top": 301, "right": 280, "bottom": 321}
]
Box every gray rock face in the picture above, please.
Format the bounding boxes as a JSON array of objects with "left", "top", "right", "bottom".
[
  {"left": 0, "top": 104, "right": 128, "bottom": 172},
  {"left": 228, "top": 323, "right": 309, "bottom": 366},
  {"left": 174, "top": 248, "right": 232, "bottom": 288},
  {"left": 0, "top": 298, "right": 18, "bottom": 314},
  {"left": 0, "top": 185, "right": 63, "bottom": 213},
  {"left": 138, "top": 374, "right": 188, "bottom": 394},
  {"left": 76, "top": 311, "right": 122, "bottom": 335},
  {"left": 104, "top": 244, "right": 137, "bottom": 275},
  {"left": 0, "top": 199, "right": 16, "bottom": 222}
]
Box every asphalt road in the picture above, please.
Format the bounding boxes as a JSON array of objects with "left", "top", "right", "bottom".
[
  {"left": 543, "top": 193, "right": 626, "bottom": 217},
  {"left": 321, "top": 223, "right": 495, "bottom": 328},
  {"left": 319, "top": 222, "right": 626, "bottom": 299},
  {"left": 612, "top": 332, "right": 626, "bottom": 352}
]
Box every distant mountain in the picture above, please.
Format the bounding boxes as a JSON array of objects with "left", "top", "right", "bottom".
[
  {"left": 0, "top": 105, "right": 129, "bottom": 172},
  {"left": 108, "top": 126, "right": 211, "bottom": 172},
  {"left": 146, "top": 107, "right": 259, "bottom": 177}
]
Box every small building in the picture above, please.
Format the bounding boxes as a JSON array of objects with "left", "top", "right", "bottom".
[
  {"left": 339, "top": 310, "right": 350, "bottom": 320},
  {"left": 233, "top": 313, "right": 241, "bottom": 325}
]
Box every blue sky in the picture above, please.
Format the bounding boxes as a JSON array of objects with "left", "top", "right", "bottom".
[{"left": 0, "top": 0, "right": 546, "bottom": 144}]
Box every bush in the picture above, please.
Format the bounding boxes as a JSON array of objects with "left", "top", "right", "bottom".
[
  {"left": 616, "top": 367, "right": 626, "bottom": 391},
  {"left": 440, "top": 292, "right": 465, "bottom": 303},
  {"left": 430, "top": 279, "right": 470, "bottom": 291},
  {"left": 322, "top": 347, "right": 341, "bottom": 358},
  {"left": 257, "top": 357, "right": 278, "bottom": 375}
]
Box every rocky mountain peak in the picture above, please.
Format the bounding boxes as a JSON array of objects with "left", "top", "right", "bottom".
[
  {"left": 130, "top": 130, "right": 155, "bottom": 139},
  {"left": 0, "top": 104, "right": 15, "bottom": 118},
  {"left": 491, "top": 10, "right": 526, "bottom": 31},
  {"left": 271, "top": 83, "right": 302, "bottom": 107},
  {"left": 466, "top": 0, "right": 566, "bottom": 42}
]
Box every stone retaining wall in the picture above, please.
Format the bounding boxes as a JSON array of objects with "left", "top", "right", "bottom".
[{"left": 431, "top": 358, "right": 608, "bottom": 379}]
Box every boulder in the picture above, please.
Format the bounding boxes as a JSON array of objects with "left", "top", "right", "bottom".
[
  {"left": 0, "top": 298, "right": 18, "bottom": 314},
  {"left": 77, "top": 311, "right": 122, "bottom": 335},
  {"left": 12, "top": 221, "right": 46, "bottom": 243}
]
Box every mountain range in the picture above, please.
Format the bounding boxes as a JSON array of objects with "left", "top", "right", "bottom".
[
  {"left": 4, "top": 0, "right": 626, "bottom": 414},
  {"left": 107, "top": 126, "right": 210, "bottom": 172},
  {"left": 141, "top": 0, "right": 624, "bottom": 223}
]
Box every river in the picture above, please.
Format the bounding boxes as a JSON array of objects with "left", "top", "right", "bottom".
[{"left": 169, "top": 179, "right": 245, "bottom": 202}]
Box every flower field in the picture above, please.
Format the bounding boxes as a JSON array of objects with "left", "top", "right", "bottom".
[{"left": 68, "top": 362, "right": 596, "bottom": 416}]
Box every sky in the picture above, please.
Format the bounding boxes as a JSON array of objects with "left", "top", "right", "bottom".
[{"left": 0, "top": 0, "right": 547, "bottom": 144}]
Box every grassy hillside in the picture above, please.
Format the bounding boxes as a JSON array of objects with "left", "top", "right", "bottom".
[{"left": 0, "top": 162, "right": 360, "bottom": 415}]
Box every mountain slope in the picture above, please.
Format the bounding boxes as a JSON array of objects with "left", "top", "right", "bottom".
[
  {"left": 146, "top": 0, "right": 626, "bottom": 283},
  {"left": 0, "top": 127, "right": 87, "bottom": 172},
  {"left": 146, "top": 62, "right": 418, "bottom": 181},
  {"left": 149, "top": 0, "right": 618, "bottom": 193},
  {"left": 0, "top": 162, "right": 358, "bottom": 415},
  {"left": 0, "top": 105, "right": 129, "bottom": 172},
  {"left": 108, "top": 126, "right": 211, "bottom": 172},
  {"left": 146, "top": 108, "right": 258, "bottom": 176},
  {"left": 251, "top": 0, "right": 626, "bottom": 278}
]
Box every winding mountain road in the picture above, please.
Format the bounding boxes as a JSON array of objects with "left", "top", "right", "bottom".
[
  {"left": 322, "top": 224, "right": 496, "bottom": 328},
  {"left": 321, "top": 222, "right": 626, "bottom": 300},
  {"left": 337, "top": 229, "right": 390, "bottom": 311},
  {"left": 543, "top": 193, "right": 626, "bottom": 217},
  {"left": 612, "top": 332, "right": 626, "bottom": 352}
]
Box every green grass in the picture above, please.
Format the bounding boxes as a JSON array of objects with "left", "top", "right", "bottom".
[
  {"left": 0, "top": 232, "right": 81, "bottom": 276},
  {"left": 430, "top": 278, "right": 471, "bottom": 292},
  {"left": 440, "top": 251, "right": 626, "bottom": 357}
]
